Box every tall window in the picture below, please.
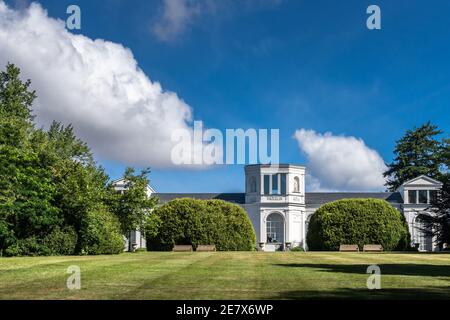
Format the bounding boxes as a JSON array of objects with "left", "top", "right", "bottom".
[
  {"left": 264, "top": 175, "right": 270, "bottom": 195},
  {"left": 248, "top": 176, "right": 257, "bottom": 193},
  {"left": 294, "top": 176, "right": 300, "bottom": 193},
  {"left": 272, "top": 174, "right": 279, "bottom": 194},
  {"left": 280, "top": 173, "right": 286, "bottom": 195},
  {"left": 408, "top": 190, "right": 417, "bottom": 204},
  {"left": 419, "top": 190, "right": 428, "bottom": 204},
  {"left": 266, "top": 213, "right": 284, "bottom": 243}
]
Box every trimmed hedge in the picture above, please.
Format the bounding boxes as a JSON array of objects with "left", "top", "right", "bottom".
[
  {"left": 306, "top": 198, "right": 411, "bottom": 251},
  {"left": 146, "top": 198, "right": 256, "bottom": 251}
]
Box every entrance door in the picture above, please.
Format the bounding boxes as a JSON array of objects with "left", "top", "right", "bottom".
[{"left": 266, "top": 212, "right": 284, "bottom": 251}]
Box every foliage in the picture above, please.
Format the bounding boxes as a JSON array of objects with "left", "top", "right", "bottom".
[
  {"left": 0, "top": 63, "right": 147, "bottom": 256},
  {"left": 79, "top": 206, "right": 124, "bottom": 255},
  {"left": 290, "top": 246, "right": 305, "bottom": 252},
  {"left": 307, "top": 199, "right": 410, "bottom": 251},
  {"left": 146, "top": 198, "right": 256, "bottom": 251},
  {"left": 0, "top": 63, "right": 61, "bottom": 256},
  {"left": 108, "top": 167, "right": 158, "bottom": 235},
  {"left": 419, "top": 175, "right": 450, "bottom": 248},
  {"left": 42, "top": 226, "right": 78, "bottom": 256},
  {"left": 385, "top": 123, "right": 450, "bottom": 249},
  {"left": 384, "top": 122, "right": 446, "bottom": 191}
]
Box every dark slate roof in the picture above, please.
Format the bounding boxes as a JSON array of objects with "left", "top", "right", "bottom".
[
  {"left": 155, "top": 193, "right": 246, "bottom": 204},
  {"left": 154, "top": 192, "right": 403, "bottom": 205},
  {"left": 305, "top": 192, "right": 403, "bottom": 205}
]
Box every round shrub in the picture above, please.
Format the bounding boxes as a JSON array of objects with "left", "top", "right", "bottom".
[
  {"left": 42, "top": 226, "right": 78, "bottom": 255},
  {"left": 307, "top": 199, "right": 410, "bottom": 251},
  {"left": 80, "top": 206, "right": 124, "bottom": 255},
  {"left": 146, "top": 198, "right": 256, "bottom": 251}
]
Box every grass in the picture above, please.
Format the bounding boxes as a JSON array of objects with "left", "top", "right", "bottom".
[{"left": 1, "top": 251, "right": 450, "bottom": 300}]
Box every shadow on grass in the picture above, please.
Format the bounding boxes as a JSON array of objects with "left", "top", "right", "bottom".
[
  {"left": 274, "top": 287, "right": 450, "bottom": 300},
  {"left": 274, "top": 263, "right": 450, "bottom": 278}
]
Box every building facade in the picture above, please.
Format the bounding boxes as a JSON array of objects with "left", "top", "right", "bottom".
[{"left": 125, "top": 164, "right": 443, "bottom": 252}]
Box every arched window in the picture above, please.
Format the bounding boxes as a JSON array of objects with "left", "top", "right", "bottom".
[
  {"left": 248, "top": 176, "right": 257, "bottom": 193},
  {"left": 266, "top": 212, "right": 284, "bottom": 243},
  {"left": 293, "top": 176, "right": 300, "bottom": 193}
]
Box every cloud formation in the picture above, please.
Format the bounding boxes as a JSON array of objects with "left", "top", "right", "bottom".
[
  {"left": 152, "top": 0, "right": 210, "bottom": 42},
  {"left": 151, "top": 0, "right": 283, "bottom": 42},
  {"left": 0, "top": 1, "right": 201, "bottom": 167},
  {"left": 294, "top": 129, "right": 387, "bottom": 191}
]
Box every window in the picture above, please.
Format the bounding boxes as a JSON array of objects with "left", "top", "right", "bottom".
[
  {"left": 272, "top": 174, "right": 279, "bottom": 194},
  {"left": 266, "top": 213, "right": 284, "bottom": 243},
  {"left": 264, "top": 175, "right": 270, "bottom": 195},
  {"left": 248, "top": 176, "right": 257, "bottom": 193},
  {"left": 280, "top": 173, "right": 286, "bottom": 195},
  {"left": 419, "top": 190, "right": 428, "bottom": 204},
  {"left": 293, "top": 176, "right": 300, "bottom": 193},
  {"left": 408, "top": 190, "right": 417, "bottom": 204}
]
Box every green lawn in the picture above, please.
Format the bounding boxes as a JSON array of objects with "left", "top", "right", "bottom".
[{"left": 1, "top": 252, "right": 450, "bottom": 300}]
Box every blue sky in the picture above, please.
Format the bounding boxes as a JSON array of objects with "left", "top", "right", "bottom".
[{"left": 3, "top": 0, "right": 450, "bottom": 192}]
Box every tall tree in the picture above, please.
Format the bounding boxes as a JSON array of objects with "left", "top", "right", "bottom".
[
  {"left": 384, "top": 122, "right": 444, "bottom": 191},
  {"left": 0, "top": 63, "right": 35, "bottom": 147},
  {"left": 419, "top": 138, "right": 450, "bottom": 248},
  {"left": 0, "top": 64, "right": 60, "bottom": 256},
  {"left": 108, "top": 167, "right": 158, "bottom": 236}
]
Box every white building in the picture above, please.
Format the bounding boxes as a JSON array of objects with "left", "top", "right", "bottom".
[{"left": 126, "top": 164, "right": 443, "bottom": 252}]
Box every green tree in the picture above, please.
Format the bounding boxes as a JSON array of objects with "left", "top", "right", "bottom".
[
  {"left": 0, "top": 63, "right": 61, "bottom": 256},
  {"left": 0, "top": 63, "right": 35, "bottom": 147},
  {"left": 384, "top": 122, "right": 444, "bottom": 191},
  {"left": 108, "top": 167, "right": 158, "bottom": 237},
  {"left": 419, "top": 139, "right": 450, "bottom": 249},
  {"left": 417, "top": 178, "right": 450, "bottom": 249},
  {"left": 0, "top": 63, "right": 125, "bottom": 256}
]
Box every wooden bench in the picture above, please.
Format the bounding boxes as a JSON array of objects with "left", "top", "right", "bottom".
[
  {"left": 363, "top": 244, "right": 383, "bottom": 252},
  {"left": 339, "top": 244, "right": 359, "bottom": 252},
  {"left": 172, "top": 245, "right": 193, "bottom": 252},
  {"left": 196, "top": 245, "right": 216, "bottom": 252}
]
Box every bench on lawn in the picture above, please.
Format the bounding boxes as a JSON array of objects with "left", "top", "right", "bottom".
[
  {"left": 339, "top": 244, "right": 359, "bottom": 252},
  {"left": 172, "top": 245, "right": 193, "bottom": 252},
  {"left": 363, "top": 244, "right": 383, "bottom": 252},
  {"left": 196, "top": 245, "right": 216, "bottom": 252}
]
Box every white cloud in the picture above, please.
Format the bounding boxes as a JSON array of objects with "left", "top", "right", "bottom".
[
  {"left": 294, "top": 129, "right": 387, "bottom": 191},
  {"left": 151, "top": 0, "right": 284, "bottom": 42},
  {"left": 0, "top": 1, "right": 203, "bottom": 167},
  {"left": 152, "top": 0, "right": 207, "bottom": 42}
]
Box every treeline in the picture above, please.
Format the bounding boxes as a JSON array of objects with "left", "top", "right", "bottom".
[
  {"left": 0, "top": 63, "right": 156, "bottom": 257},
  {"left": 384, "top": 122, "right": 450, "bottom": 247}
]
